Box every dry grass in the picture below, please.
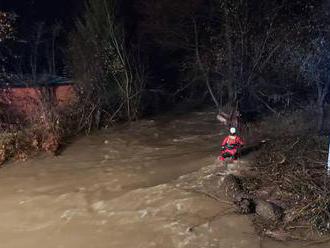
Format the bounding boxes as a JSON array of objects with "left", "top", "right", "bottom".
[
  {"left": 0, "top": 125, "right": 63, "bottom": 165},
  {"left": 242, "top": 109, "right": 330, "bottom": 237},
  {"left": 0, "top": 100, "right": 78, "bottom": 165}
]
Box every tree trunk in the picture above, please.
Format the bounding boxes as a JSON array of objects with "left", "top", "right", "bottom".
[
  {"left": 318, "top": 103, "right": 325, "bottom": 133},
  {"left": 317, "top": 82, "right": 328, "bottom": 133},
  {"left": 224, "top": 9, "right": 235, "bottom": 105}
]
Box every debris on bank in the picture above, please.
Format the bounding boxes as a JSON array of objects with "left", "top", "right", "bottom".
[{"left": 241, "top": 135, "right": 330, "bottom": 238}]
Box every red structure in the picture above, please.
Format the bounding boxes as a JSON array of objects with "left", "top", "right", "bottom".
[{"left": 0, "top": 76, "right": 76, "bottom": 120}]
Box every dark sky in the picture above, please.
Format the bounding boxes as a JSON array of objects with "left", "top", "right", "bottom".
[{"left": 0, "top": 0, "right": 83, "bottom": 28}]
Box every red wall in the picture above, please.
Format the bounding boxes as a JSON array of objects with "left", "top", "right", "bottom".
[
  {"left": 55, "top": 85, "right": 76, "bottom": 106},
  {"left": 0, "top": 85, "right": 76, "bottom": 118}
]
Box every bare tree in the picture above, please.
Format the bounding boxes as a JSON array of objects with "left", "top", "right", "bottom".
[
  {"left": 211, "top": 0, "right": 300, "bottom": 109},
  {"left": 70, "top": 0, "right": 146, "bottom": 131},
  {"left": 135, "top": 0, "right": 309, "bottom": 115},
  {"left": 296, "top": 37, "right": 330, "bottom": 132}
]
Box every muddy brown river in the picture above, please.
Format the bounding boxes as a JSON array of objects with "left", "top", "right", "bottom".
[{"left": 0, "top": 111, "right": 328, "bottom": 248}]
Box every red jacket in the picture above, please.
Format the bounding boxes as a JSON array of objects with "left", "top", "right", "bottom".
[{"left": 221, "top": 135, "right": 244, "bottom": 147}]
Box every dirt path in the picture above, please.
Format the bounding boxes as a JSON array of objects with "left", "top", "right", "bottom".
[{"left": 0, "top": 111, "right": 328, "bottom": 248}]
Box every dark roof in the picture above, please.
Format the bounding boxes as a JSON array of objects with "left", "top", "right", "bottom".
[{"left": 0, "top": 74, "right": 72, "bottom": 88}]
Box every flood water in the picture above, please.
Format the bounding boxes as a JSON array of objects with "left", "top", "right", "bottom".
[{"left": 0, "top": 111, "right": 328, "bottom": 248}]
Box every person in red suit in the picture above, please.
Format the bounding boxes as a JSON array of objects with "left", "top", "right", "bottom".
[{"left": 218, "top": 127, "right": 244, "bottom": 161}]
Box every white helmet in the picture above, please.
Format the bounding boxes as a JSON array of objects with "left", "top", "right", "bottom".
[{"left": 229, "top": 127, "right": 237, "bottom": 134}]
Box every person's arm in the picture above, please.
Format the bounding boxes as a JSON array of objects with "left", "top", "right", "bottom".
[
  {"left": 237, "top": 136, "right": 244, "bottom": 146},
  {"left": 221, "top": 136, "right": 229, "bottom": 147}
]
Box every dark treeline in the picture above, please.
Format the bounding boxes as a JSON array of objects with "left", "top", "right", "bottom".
[
  {"left": 69, "top": 0, "right": 330, "bottom": 131},
  {"left": 0, "top": 0, "right": 84, "bottom": 78},
  {"left": 1, "top": 0, "right": 330, "bottom": 132}
]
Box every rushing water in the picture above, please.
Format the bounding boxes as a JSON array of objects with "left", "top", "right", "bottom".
[{"left": 0, "top": 111, "right": 328, "bottom": 248}]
